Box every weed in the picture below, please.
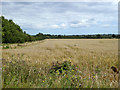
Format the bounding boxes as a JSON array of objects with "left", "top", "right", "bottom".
[{"left": 3, "top": 45, "right": 9, "bottom": 49}]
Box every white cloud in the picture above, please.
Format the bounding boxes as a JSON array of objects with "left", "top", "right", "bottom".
[
  {"left": 70, "top": 22, "right": 88, "bottom": 28},
  {"left": 2, "top": 2, "right": 118, "bottom": 34},
  {"left": 49, "top": 23, "right": 67, "bottom": 29},
  {"left": 102, "top": 24, "right": 117, "bottom": 28},
  {"left": 70, "top": 19, "right": 98, "bottom": 28},
  {"left": 102, "top": 24, "right": 110, "bottom": 28},
  {"left": 60, "top": 23, "right": 66, "bottom": 27},
  {"left": 50, "top": 24, "right": 60, "bottom": 29}
]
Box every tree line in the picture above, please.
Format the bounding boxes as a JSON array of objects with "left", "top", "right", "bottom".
[
  {"left": 44, "top": 34, "right": 119, "bottom": 39},
  {"left": 1, "top": 16, "right": 119, "bottom": 43},
  {"left": 1, "top": 16, "right": 45, "bottom": 43}
]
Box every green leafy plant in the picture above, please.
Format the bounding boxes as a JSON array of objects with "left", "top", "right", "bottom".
[
  {"left": 49, "top": 61, "right": 77, "bottom": 75},
  {"left": 3, "top": 45, "right": 9, "bottom": 49}
]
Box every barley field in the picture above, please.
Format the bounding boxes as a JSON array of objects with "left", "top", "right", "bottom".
[{"left": 2, "top": 39, "right": 118, "bottom": 88}]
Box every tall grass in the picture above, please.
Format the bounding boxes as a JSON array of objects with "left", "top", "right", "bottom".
[{"left": 2, "top": 39, "right": 118, "bottom": 88}]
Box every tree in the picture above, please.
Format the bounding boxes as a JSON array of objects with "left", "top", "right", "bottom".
[
  {"left": 112, "top": 34, "right": 116, "bottom": 38},
  {"left": 1, "top": 16, "right": 37, "bottom": 43}
]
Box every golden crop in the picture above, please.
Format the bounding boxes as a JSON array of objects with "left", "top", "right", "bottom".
[{"left": 2, "top": 39, "right": 118, "bottom": 88}]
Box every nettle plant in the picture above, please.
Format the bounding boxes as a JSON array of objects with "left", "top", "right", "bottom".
[
  {"left": 48, "top": 61, "right": 83, "bottom": 88},
  {"left": 49, "top": 61, "right": 78, "bottom": 75}
]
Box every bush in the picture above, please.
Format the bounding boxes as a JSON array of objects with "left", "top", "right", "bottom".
[
  {"left": 3, "top": 45, "right": 9, "bottom": 49},
  {"left": 49, "top": 61, "right": 77, "bottom": 74}
]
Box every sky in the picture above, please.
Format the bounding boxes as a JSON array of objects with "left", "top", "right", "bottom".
[{"left": 2, "top": 1, "right": 118, "bottom": 35}]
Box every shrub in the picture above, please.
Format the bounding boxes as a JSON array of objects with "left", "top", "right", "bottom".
[
  {"left": 49, "top": 61, "right": 77, "bottom": 75},
  {"left": 3, "top": 45, "right": 9, "bottom": 49}
]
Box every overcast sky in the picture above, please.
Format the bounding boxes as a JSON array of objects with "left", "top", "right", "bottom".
[{"left": 2, "top": 2, "right": 118, "bottom": 35}]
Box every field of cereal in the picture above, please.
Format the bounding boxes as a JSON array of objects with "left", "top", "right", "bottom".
[{"left": 2, "top": 39, "right": 118, "bottom": 88}]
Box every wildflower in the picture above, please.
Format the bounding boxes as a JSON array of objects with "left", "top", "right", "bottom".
[
  {"left": 65, "top": 74, "right": 67, "bottom": 77},
  {"left": 68, "top": 59, "right": 71, "bottom": 62},
  {"left": 72, "top": 75, "right": 75, "bottom": 78},
  {"left": 56, "top": 70, "right": 59, "bottom": 73},
  {"left": 79, "top": 84, "right": 82, "bottom": 87},
  {"left": 4, "top": 65, "right": 6, "bottom": 67},
  {"left": 72, "top": 69, "right": 74, "bottom": 72},
  {"left": 56, "top": 70, "right": 60, "bottom": 74},
  {"left": 42, "top": 80, "right": 45, "bottom": 82},
  {"left": 93, "top": 76, "right": 95, "bottom": 78},
  {"left": 12, "top": 61, "right": 16, "bottom": 64}
]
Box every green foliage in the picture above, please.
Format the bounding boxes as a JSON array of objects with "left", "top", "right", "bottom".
[
  {"left": 44, "top": 34, "right": 119, "bottom": 39},
  {"left": 49, "top": 61, "right": 76, "bottom": 74},
  {"left": 1, "top": 16, "right": 45, "bottom": 43},
  {"left": 2, "top": 44, "right": 9, "bottom": 49}
]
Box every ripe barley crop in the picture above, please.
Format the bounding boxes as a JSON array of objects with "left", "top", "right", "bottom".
[{"left": 2, "top": 39, "right": 118, "bottom": 88}]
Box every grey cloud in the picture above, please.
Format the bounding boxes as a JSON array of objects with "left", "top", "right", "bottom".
[{"left": 2, "top": 2, "right": 117, "bottom": 31}]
